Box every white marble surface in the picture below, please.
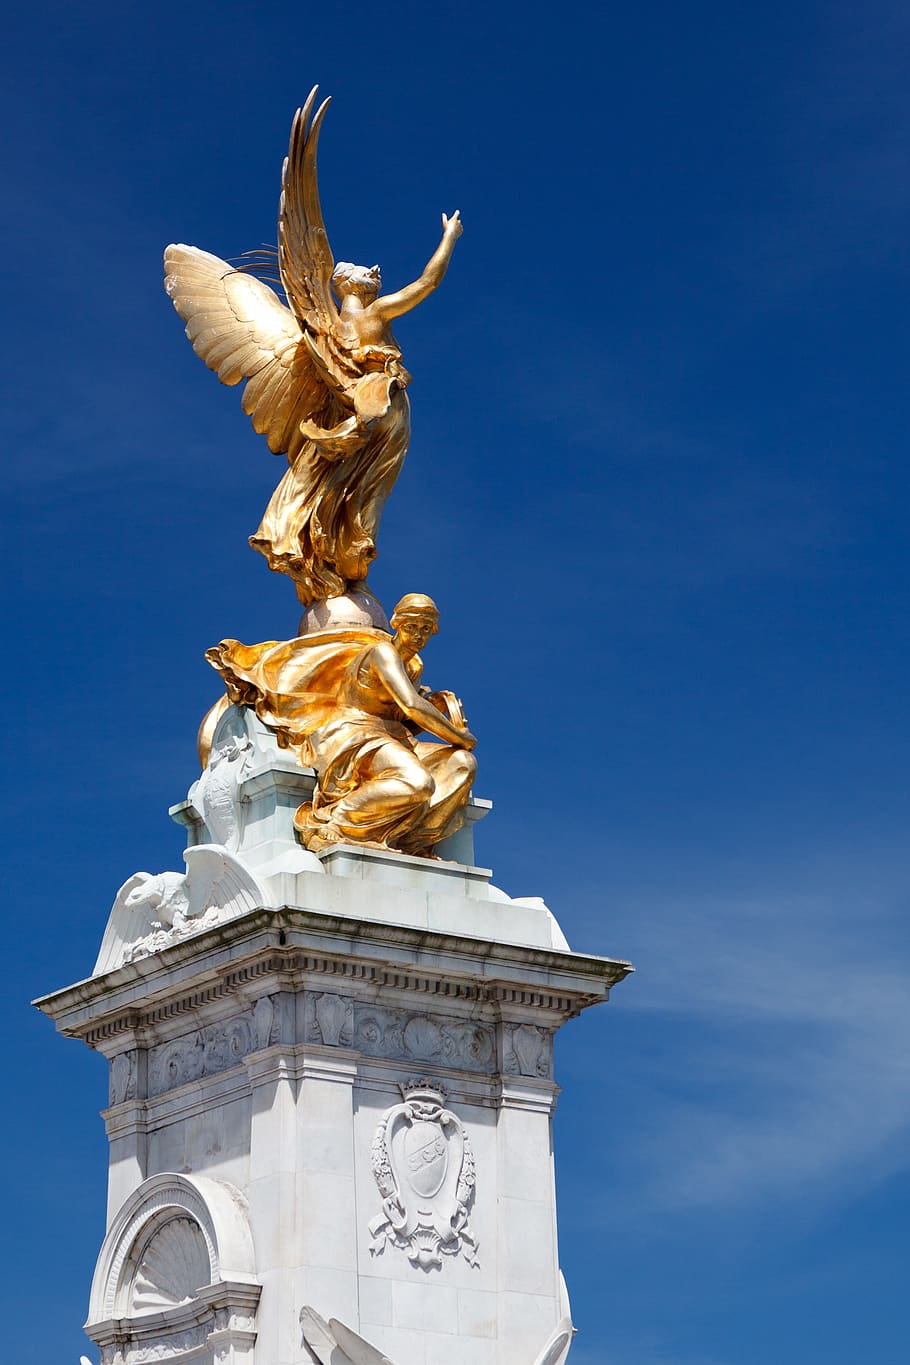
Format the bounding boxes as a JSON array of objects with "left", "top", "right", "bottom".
[
  {"left": 95, "top": 704, "right": 571, "bottom": 974},
  {"left": 38, "top": 715, "right": 631, "bottom": 1364}
]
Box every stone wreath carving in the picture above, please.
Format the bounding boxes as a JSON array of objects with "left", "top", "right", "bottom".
[{"left": 368, "top": 1081, "right": 478, "bottom": 1270}]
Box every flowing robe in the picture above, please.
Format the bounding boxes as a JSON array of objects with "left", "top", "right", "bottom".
[
  {"left": 206, "top": 628, "right": 474, "bottom": 855},
  {"left": 249, "top": 357, "right": 411, "bottom": 604}
]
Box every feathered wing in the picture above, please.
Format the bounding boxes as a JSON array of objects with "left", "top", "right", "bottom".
[
  {"left": 165, "top": 90, "right": 370, "bottom": 464},
  {"left": 93, "top": 873, "right": 159, "bottom": 975},
  {"left": 182, "top": 845, "right": 268, "bottom": 921},
  {"left": 163, "top": 244, "right": 342, "bottom": 463},
  {"left": 278, "top": 87, "right": 356, "bottom": 387},
  {"left": 278, "top": 88, "right": 336, "bottom": 332},
  {"left": 299, "top": 1307, "right": 395, "bottom": 1365},
  {"left": 329, "top": 1319, "right": 396, "bottom": 1365}
]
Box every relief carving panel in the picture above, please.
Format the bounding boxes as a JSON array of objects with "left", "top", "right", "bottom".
[
  {"left": 126, "top": 1325, "right": 209, "bottom": 1361},
  {"left": 503, "top": 1023, "right": 552, "bottom": 1078},
  {"left": 149, "top": 1013, "right": 254, "bottom": 1095},
  {"left": 110, "top": 1050, "right": 138, "bottom": 1105},
  {"left": 305, "top": 996, "right": 495, "bottom": 1073},
  {"left": 369, "top": 1081, "right": 479, "bottom": 1269}
]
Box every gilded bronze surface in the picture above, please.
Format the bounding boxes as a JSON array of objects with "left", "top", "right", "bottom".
[
  {"left": 206, "top": 596, "right": 476, "bottom": 856},
  {"left": 169, "top": 88, "right": 475, "bottom": 857},
  {"left": 164, "top": 87, "right": 462, "bottom": 605}
]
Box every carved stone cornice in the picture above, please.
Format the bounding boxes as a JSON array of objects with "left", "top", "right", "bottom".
[{"left": 35, "top": 906, "right": 631, "bottom": 1052}]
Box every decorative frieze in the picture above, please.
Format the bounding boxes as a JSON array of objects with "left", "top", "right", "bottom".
[
  {"left": 149, "top": 1014, "right": 253, "bottom": 1095},
  {"left": 144, "top": 993, "right": 296, "bottom": 1096},
  {"left": 305, "top": 994, "right": 496, "bottom": 1073},
  {"left": 503, "top": 1022, "right": 553, "bottom": 1078},
  {"left": 125, "top": 994, "right": 555, "bottom": 1100},
  {"left": 50, "top": 906, "right": 627, "bottom": 1054},
  {"left": 110, "top": 1049, "right": 138, "bottom": 1105},
  {"left": 309, "top": 991, "right": 354, "bottom": 1046},
  {"left": 101, "top": 1328, "right": 212, "bottom": 1365}
]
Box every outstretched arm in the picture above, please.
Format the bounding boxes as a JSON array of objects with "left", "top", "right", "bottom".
[
  {"left": 370, "top": 643, "right": 476, "bottom": 748},
  {"left": 370, "top": 212, "right": 463, "bottom": 323}
]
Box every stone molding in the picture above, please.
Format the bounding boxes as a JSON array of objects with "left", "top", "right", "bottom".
[
  {"left": 36, "top": 908, "right": 628, "bottom": 1048},
  {"left": 104, "top": 1005, "right": 552, "bottom": 1105},
  {"left": 39, "top": 911, "right": 630, "bottom": 1026},
  {"left": 89, "top": 1173, "right": 258, "bottom": 1320}
]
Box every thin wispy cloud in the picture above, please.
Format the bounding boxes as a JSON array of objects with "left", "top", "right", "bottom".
[{"left": 574, "top": 888, "right": 910, "bottom": 1214}]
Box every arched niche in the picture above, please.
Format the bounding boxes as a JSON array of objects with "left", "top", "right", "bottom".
[{"left": 86, "top": 1173, "right": 260, "bottom": 1364}]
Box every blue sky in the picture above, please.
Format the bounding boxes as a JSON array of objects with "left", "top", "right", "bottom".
[{"left": 3, "top": 1, "right": 908, "bottom": 1361}]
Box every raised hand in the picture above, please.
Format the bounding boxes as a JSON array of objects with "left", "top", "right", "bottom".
[{"left": 442, "top": 209, "right": 463, "bottom": 239}]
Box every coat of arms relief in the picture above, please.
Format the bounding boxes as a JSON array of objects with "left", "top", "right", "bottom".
[{"left": 368, "top": 1081, "right": 479, "bottom": 1269}]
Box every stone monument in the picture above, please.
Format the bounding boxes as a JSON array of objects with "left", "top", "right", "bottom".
[{"left": 36, "top": 88, "right": 632, "bottom": 1365}]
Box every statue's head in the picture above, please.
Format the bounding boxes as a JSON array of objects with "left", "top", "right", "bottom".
[
  {"left": 332, "top": 261, "right": 381, "bottom": 301},
  {"left": 123, "top": 872, "right": 163, "bottom": 910},
  {"left": 391, "top": 593, "right": 440, "bottom": 653}
]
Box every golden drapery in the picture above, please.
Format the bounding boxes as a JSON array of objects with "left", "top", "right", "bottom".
[
  {"left": 165, "top": 90, "right": 463, "bottom": 607},
  {"left": 206, "top": 628, "right": 475, "bottom": 855},
  {"left": 249, "top": 382, "right": 411, "bottom": 605}
]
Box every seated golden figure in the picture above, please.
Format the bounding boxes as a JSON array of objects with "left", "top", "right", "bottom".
[{"left": 206, "top": 594, "right": 477, "bottom": 857}]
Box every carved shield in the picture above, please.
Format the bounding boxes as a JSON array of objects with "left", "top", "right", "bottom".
[
  {"left": 403, "top": 1120, "right": 447, "bottom": 1198},
  {"left": 370, "top": 1087, "right": 479, "bottom": 1267}
]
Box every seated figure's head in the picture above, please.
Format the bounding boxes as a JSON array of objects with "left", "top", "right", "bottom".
[
  {"left": 391, "top": 593, "right": 440, "bottom": 653},
  {"left": 332, "top": 261, "right": 381, "bottom": 301}
]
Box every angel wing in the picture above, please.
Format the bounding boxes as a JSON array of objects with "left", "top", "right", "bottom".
[
  {"left": 164, "top": 244, "right": 339, "bottom": 463},
  {"left": 300, "top": 1307, "right": 396, "bottom": 1365},
  {"left": 277, "top": 86, "right": 340, "bottom": 337},
  {"left": 277, "top": 86, "right": 361, "bottom": 394},
  {"left": 164, "top": 88, "right": 355, "bottom": 463}
]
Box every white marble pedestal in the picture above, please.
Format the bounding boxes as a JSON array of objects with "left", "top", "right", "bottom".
[{"left": 36, "top": 716, "right": 631, "bottom": 1365}]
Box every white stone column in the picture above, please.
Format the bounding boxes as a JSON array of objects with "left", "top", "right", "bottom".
[
  {"left": 295, "top": 1045, "right": 360, "bottom": 1347},
  {"left": 100, "top": 1044, "right": 148, "bottom": 1225},
  {"left": 246, "top": 1040, "right": 299, "bottom": 1365},
  {"left": 496, "top": 1076, "right": 562, "bottom": 1362}
]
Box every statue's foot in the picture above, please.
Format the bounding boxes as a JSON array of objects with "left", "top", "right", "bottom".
[{"left": 297, "top": 819, "right": 394, "bottom": 855}]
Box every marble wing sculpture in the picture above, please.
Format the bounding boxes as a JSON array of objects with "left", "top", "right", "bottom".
[
  {"left": 300, "top": 1305, "right": 576, "bottom": 1365},
  {"left": 93, "top": 847, "right": 268, "bottom": 974},
  {"left": 178, "top": 845, "right": 266, "bottom": 920},
  {"left": 300, "top": 1307, "right": 394, "bottom": 1365},
  {"left": 164, "top": 86, "right": 462, "bottom": 605}
]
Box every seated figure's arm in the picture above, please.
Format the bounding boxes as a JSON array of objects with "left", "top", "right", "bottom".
[
  {"left": 371, "top": 643, "right": 476, "bottom": 748},
  {"left": 369, "top": 212, "right": 463, "bottom": 323}
]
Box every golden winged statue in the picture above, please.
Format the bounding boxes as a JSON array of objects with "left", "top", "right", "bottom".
[{"left": 164, "top": 86, "right": 462, "bottom": 605}]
